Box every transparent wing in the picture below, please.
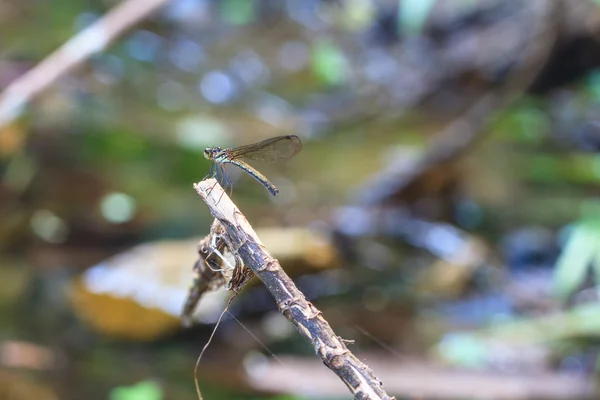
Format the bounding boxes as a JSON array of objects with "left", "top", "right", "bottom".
[{"left": 230, "top": 135, "right": 302, "bottom": 163}]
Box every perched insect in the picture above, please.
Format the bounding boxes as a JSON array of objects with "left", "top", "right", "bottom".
[{"left": 203, "top": 135, "right": 302, "bottom": 196}]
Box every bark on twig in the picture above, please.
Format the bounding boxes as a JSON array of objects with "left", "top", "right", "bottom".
[
  {"left": 193, "top": 178, "right": 393, "bottom": 400},
  {"left": 181, "top": 218, "right": 255, "bottom": 326},
  {"left": 181, "top": 221, "right": 229, "bottom": 328},
  {"left": 0, "top": 0, "right": 170, "bottom": 128}
]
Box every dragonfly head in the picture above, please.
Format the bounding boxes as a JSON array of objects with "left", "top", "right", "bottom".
[{"left": 203, "top": 147, "right": 220, "bottom": 161}]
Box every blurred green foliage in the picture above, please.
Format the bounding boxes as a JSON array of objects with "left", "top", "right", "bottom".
[
  {"left": 553, "top": 217, "right": 600, "bottom": 301},
  {"left": 109, "top": 380, "right": 163, "bottom": 400}
]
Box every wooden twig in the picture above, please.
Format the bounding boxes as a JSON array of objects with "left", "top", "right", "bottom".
[
  {"left": 181, "top": 221, "right": 229, "bottom": 328},
  {"left": 193, "top": 179, "right": 393, "bottom": 400},
  {"left": 181, "top": 218, "right": 256, "bottom": 327},
  {"left": 0, "top": 0, "right": 170, "bottom": 128}
]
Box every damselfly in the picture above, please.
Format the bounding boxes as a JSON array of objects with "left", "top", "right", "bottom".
[{"left": 203, "top": 135, "right": 302, "bottom": 196}]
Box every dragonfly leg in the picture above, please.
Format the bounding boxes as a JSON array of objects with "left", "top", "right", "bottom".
[
  {"left": 216, "top": 165, "right": 232, "bottom": 205},
  {"left": 225, "top": 169, "right": 233, "bottom": 197},
  {"left": 203, "top": 163, "right": 217, "bottom": 181},
  {"left": 207, "top": 164, "right": 223, "bottom": 197}
]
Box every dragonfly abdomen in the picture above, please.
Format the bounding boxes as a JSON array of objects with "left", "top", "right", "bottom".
[{"left": 228, "top": 160, "right": 279, "bottom": 196}]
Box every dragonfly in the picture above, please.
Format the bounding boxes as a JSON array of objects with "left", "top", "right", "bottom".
[{"left": 203, "top": 135, "right": 302, "bottom": 196}]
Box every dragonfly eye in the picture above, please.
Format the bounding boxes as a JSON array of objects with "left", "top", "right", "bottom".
[{"left": 203, "top": 148, "right": 211, "bottom": 160}]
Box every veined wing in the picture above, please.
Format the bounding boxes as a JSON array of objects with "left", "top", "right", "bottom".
[{"left": 230, "top": 135, "right": 302, "bottom": 163}]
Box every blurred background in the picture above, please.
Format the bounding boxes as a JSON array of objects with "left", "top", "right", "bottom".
[{"left": 2, "top": 0, "right": 600, "bottom": 399}]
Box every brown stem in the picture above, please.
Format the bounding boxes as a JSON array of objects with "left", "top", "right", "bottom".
[{"left": 0, "top": 0, "right": 170, "bottom": 128}]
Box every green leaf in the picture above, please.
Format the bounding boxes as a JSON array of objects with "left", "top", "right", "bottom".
[
  {"left": 311, "top": 40, "right": 349, "bottom": 86},
  {"left": 494, "top": 104, "right": 549, "bottom": 143},
  {"left": 580, "top": 200, "right": 600, "bottom": 219},
  {"left": 526, "top": 154, "right": 560, "bottom": 182},
  {"left": 436, "top": 333, "right": 488, "bottom": 368},
  {"left": 109, "top": 380, "right": 162, "bottom": 400},
  {"left": 221, "top": 0, "right": 257, "bottom": 26},
  {"left": 590, "top": 230, "right": 600, "bottom": 285},
  {"left": 553, "top": 222, "right": 600, "bottom": 300},
  {"left": 587, "top": 70, "right": 600, "bottom": 102}
]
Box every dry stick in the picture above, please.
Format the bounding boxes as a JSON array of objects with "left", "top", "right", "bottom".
[
  {"left": 194, "top": 178, "right": 393, "bottom": 400},
  {"left": 181, "top": 231, "right": 225, "bottom": 328},
  {"left": 182, "top": 219, "right": 249, "bottom": 327},
  {"left": 0, "top": 0, "right": 170, "bottom": 128}
]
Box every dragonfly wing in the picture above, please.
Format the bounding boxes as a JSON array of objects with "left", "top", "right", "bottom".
[{"left": 233, "top": 135, "right": 302, "bottom": 163}]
